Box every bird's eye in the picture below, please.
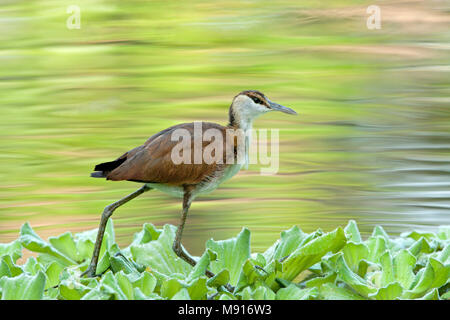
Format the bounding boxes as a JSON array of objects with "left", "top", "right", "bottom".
[{"left": 252, "top": 97, "right": 262, "bottom": 104}]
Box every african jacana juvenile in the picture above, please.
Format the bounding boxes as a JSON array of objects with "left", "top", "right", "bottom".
[{"left": 83, "top": 90, "right": 296, "bottom": 278}]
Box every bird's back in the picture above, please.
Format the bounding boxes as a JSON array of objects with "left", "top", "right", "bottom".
[{"left": 92, "top": 122, "right": 237, "bottom": 187}]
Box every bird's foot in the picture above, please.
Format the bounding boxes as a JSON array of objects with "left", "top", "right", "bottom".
[
  {"left": 254, "top": 265, "right": 269, "bottom": 274},
  {"left": 173, "top": 244, "right": 235, "bottom": 293},
  {"left": 80, "top": 265, "right": 98, "bottom": 278},
  {"left": 224, "top": 283, "right": 235, "bottom": 293}
]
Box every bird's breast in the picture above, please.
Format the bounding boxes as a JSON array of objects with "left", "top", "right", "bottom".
[
  {"left": 195, "top": 163, "right": 243, "bottom": 195},
  {"left": 144, "top": 183, "right": 185, "bottom": 198},
  {"left": 145, "top": 163, "right": 243, "bottom": 199}
]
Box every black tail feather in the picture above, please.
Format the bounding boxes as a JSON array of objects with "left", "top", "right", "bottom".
[
  {"left": 91, "top": 171, "right": 106, "bottom": 178},
  {"left": 94, "top": 158, "right": 127, "bottom": 172},
  {"left": 91, "top": 157, "right": 127, "bottom": 179}
]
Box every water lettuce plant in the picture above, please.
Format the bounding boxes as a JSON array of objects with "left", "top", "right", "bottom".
[{"left": 0, "top": 220, "right": 448, "bottom": 300}]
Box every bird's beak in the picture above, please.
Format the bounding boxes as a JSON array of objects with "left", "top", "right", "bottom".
[{"left": 268, "top": 100, "right": 297, "bottom": 115}]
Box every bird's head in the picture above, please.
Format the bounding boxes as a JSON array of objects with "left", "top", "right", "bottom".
[{"left": 229, "top": 90, "right": 296, "bottom": 129}]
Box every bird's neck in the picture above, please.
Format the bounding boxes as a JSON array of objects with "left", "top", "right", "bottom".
[
  {"left": 228, "top": 105, "right": 254, "bottom": 169},
  {"left": 228, "top": 105, "right": 254, "bottom": 132}
]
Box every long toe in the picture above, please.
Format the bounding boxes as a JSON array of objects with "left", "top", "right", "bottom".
[{"left": 81, "top": 267, "right": 97, "bottom": 278}]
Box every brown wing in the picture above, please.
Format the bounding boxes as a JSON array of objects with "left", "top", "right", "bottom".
[{"left": 105, "top": 122, "right": 235, "bottom": 185}]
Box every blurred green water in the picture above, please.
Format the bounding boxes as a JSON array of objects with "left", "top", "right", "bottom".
[{"left": 0, "top": 0, "right": 449, "bottom": 255}]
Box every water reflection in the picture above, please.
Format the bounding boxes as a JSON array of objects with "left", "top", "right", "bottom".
[{"left": 0, "top": 0, "right": 449, "bottom": 256}]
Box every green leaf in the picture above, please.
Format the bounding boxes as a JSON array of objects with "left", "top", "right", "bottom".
[
  {"left": 380, "top": 251, "right": 394, "bottom": 287},
  {"left": 182, "top": 277, "right": 208, "bottom": 300},
  {"left": 0, "top": 255, "right": 23, "bottom": 278},
  {"left": 44, "top": 287, "right": 59, "bottom": 300},
  {"left": 59, "top": 281, "right": 91, "bottom": 300},
  {"left": 103, "top": 219, "right": 116, "bottom": 250},
  {"left": 23, "top": 257, "right": 43, "bottom": 275},
  {"left": 304, "top": 273, "right": 337, "bottom": 288},
  {"left": 356, "top": 259, "right": 372, "bottom": 278},
  {"left": 265, "top": 227, "right": 347, "bottom": 290},
  {"left": 0, "top": 240, "right": 22, "bottom": 263},
  {"left": 49, "top": 232, "right": 79, "bottom": 263},
  {"left": 437, "top": 226, "right": 449, "bottom": 240},
  {"left": 367, "top": 270, "right": 383, "bottom": 289},
  {"left": 94, "top": 221, "right": 117, "bottom": 274},
  {"left": 159, "top": 279, "right": 183, "bottom": 299},
  {"left": 160, "top": 277, "right": 208, "bottom": 300},
  {"left": 171, "top": 288, "right": 190, "bottom": 300},
  {"left": 239, "top": 285, "right": 275, "bottom": 300},
  {"left": 393, "top": 250, "right": 416, "bottom": 290},
  {"left": 318, "top": 283, "right": 365, "bottom": 300},
  {"left": 369, "top": 282, "right": 403, "bottom": 300},
  {"left": 262, "top": 226, "right": 307, "bottom": 263},
  {"left": 440, "top": 290, "right": 450, "bottom": 300},
  {"left": 58, "top": 267, "right": 97, "bottom": 300},
  {"left": 20, "top": 223, "right": 76, "bottom": 267},
  {"left": 436, "top": 244, "right": 449, "bottom": 264},
  {"left": 0, "top": 259, "right": 11, "bottom": 278},
  {"left": 253, "top": 253, "right": 266, "bottom": 266},
  {"left": 93, "top": 271, "right": 132, "bottom": 300},
  {"left": 276, "top": 284, "right": 318, "bottom": 300},
  {"left": 344, "top": 220, "right": 362, "bottom": 243},
  {"left": 96, "top": 250, "right": 111, "bottom": 275},
  {"left": 335, "top": 254, "right": 377, "bottom": 297},
  {"left": 235, "top": 259, "right": 268, "bottom": 292},
  {"left": 115, "top": 272, "right": 135, "bottom": 300},
  {"left": 405, "top": 257, "right": 448, "bottom": 298},
  {"left": 2, "top": 220, "right": 448, "bottom": 301},
  {"left": 401, "top": 230, "right": 436, "bottom": 242},
  {"left": 187, "top": 249, "right": 216, "bottom": 282},
  {"left": 207, "top": 269, "right": 230, "bottom": 288},
  {"left": 367, "top": 236, "right": 387, "bottom": 263},
  {"left": 218, "top": 292, "right": 237, "bottom": 300},
  {"left": 71, "top": 219, "right": 116, "bottom": 267},
  {"left": 45, "top": 262, "right": 64, "bottom": 289},
  {"left": 408, "top": 237, "right": 433, "bottom": 257},
  {"left": 206, "top": 228, "right": 251, "bottom": 286},
  {"left": 73, "top": 228, "right": 96, "bottom": 262},
  {"left": 131, "top": 224, "right": 192, "bottom": 277},
  {"left": 110, "top": 252, "right": 142, "bottom": 275},
  {"left": 372, "top": 226, "right": 390, "bottom": 241},
  {"left": 428, "top": 258, "right": 449, "bottom": 289},
  {"left": 0, "top": 271, "right": 46, "bottom": 300},
  {"left": 131, "top": 272, "right": 157, "bottom": 297},
  {"left": 80, "top": 286, "right": 114, "bottom": 300},
  {"left": 342, "top": 242, "right": 369, "bottom": 274},
  {"left": 420, "top": 288, "right": 440, "bottom": 300},
  {"left": 128, "top": 223, "right": 162, "bottom": 247}
]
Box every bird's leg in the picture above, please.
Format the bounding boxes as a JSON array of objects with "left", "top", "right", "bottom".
[
  {"left": 172, "top": 188, "right": 214, "bottom": 278},
  {"left": 173, "top": 187, "right": 234, "bottom": 292},
  {"left": 82, "top": 184, "right": 152, "bottom": 277},
  {"left": 172, "top": 189, "right": 197, "bottom": 266}
]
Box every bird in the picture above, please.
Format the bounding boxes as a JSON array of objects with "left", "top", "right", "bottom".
[{"left": 82, "top": 90, "right": 297, "bottom": 278}]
